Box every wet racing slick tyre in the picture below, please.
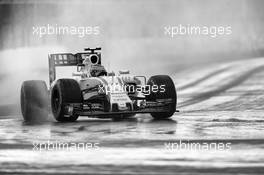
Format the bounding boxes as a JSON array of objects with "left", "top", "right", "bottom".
[
  {"left": 146, "top": 75, "right": 177, "bottom": 119},
  {"left": 20, "top": 80, "right": 49, "bottom": 122},
  {"left": 51, "top": 79, "right": 83, "bottom": 122}
]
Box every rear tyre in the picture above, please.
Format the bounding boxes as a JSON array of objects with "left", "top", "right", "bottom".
[
  {"left": 51, "top": 79, "right": 83, "bottom": 122},
  {"left": 146, "top": 75, "right": 177, "bottom": 119},
  {"left": 20, "top": 80, "right": 49, "bottom": 122}
]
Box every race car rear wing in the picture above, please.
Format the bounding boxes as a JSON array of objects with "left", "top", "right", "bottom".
[
  {"left": 48, "top": 48, "right": 102, "bottom": 86},
  {"left": 48, "top": 53, "right": 82, "bottom": 85}
]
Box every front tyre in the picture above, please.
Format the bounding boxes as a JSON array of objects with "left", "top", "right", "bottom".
[
  {"left": 51, "top": 79, "right": 83, "bottom": 122},
  {"left": 146, "top": 75, "right": 177, "bottom": 119}
]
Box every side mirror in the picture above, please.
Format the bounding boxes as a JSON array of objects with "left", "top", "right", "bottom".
[{"left": 119, "top": 70, "right": 130, "bottom": 75}]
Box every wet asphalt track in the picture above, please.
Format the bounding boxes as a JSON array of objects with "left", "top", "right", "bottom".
[{"left": 1, "top": 58, "right": 264, "bottom": 174}]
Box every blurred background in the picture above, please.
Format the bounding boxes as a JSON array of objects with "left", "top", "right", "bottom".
[{"left": 0, "top": 0, "right": 264, "bottom": 115}]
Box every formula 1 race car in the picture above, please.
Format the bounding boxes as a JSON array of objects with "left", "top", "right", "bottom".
[{"left": 20, "top": 48, "right": 177, "bottom": 122}]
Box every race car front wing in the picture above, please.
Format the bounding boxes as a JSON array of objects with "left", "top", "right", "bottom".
[{"left": 63, "top": 99, "right": 176, "bottom": 118}]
